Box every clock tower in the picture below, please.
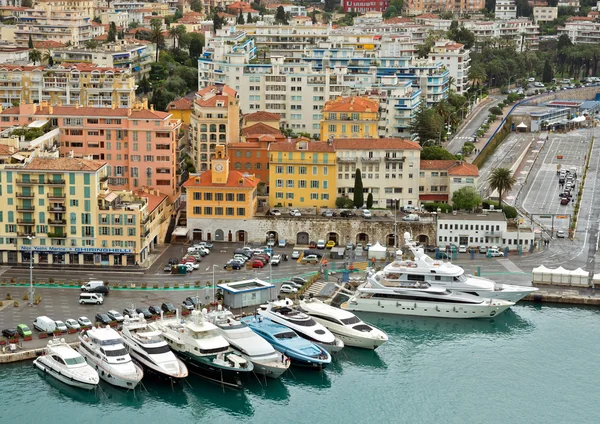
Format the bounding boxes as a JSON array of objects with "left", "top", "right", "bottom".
[{"left": 211, "top": 145, "right": 230, "bottom": 184}]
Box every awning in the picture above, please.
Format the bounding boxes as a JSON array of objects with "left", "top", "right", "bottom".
[
  {"left": 172, "top": 227, "right": 189, "bottom": 237},
  {"left": 104, "top": 192, "right": 118, "bottom": 202},
  {"left": 133, "top": 66, "right": 140, "bottom": 71},
  {"left": 419, "top": 194, "right": 449, "bottom": 201},
  {"left": 571, "top": 116, "right": 586, "bottom": 123},
  {"left": 517, "top": 122, "right": 528, "bottom": 128}
]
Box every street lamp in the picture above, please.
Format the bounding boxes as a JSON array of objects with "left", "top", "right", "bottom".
[
  {"left": 211, "top": 264, "right": 218, "bottom": 305},
  {"left": 266, "top": 233, "right": 273, "bottom": 283},
  {"left": 27, "top": 235, "right": 35, "bottom": 307},
  {"left": 393, "top": 199, "right": 398, "bottom": 255}
]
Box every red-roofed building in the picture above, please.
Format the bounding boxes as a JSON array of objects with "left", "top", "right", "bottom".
[
  {"left": 403, "top": 1, "right": 483, "bottom": 16},
  {"left": 167, "top": 97, "right": 194, "bottom": 125},
  {"left": 320, "top": 96, "right": 379, "bottom": 140},
  {"left": 190, "top": 85, "right": 240, "bottom": 172},
  {"left": 428, "top": 39, "right": 471, "bottom": 94},
  {"left": 185, "top": 145, "right": 259, "bottom": 242},
  {"left": 342, "top": 0, "right": 389, "bottom": 13},
  {"left": 419, "top": 160, "right": 479, "bottom": 205},
  {"left": 243, "top": 111, "right": 281, "bottom": 129}
]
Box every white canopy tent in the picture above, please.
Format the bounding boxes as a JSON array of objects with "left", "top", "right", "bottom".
[
  {"left": 570, "top": 268, "right": 589, "bottom": 287},
  {"left": 532, "top": 265, "right": 553, "bottom": 284},
  {"left": 367, "top": 242, "right": 387, "bottom": 261},
  {"left": 550, "top": 266, "right": 570, "bottom": 285}
]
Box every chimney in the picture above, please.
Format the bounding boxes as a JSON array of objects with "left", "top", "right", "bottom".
[
  {"left": 112, "top": 102, "right": 116, "bottom": 110},
  {"left": 127, "top": 108, "right": 132, "bottom": 116},
  {"left": 75, "top": 101, "right": 79, "bottom": 109},
  {"left": 150, "top": 104, "right": 154, "bottom": 111}
]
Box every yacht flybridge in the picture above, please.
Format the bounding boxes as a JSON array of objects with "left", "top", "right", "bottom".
[{"left": 380, "top": 232, "right": 537, "bottom": 303}]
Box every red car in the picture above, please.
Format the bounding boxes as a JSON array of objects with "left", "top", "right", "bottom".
[
  {"left": 308, "top": 240, "right": 317, "bottom": 248},
  {"left": 181, "top": 256, "right": 197, "bottom": 263},
  {"left": 251, "top": 260, "right": 264, "bottom": 268},
  {"left": 560, "top": 197, "right": 570, "bottom": 205}
]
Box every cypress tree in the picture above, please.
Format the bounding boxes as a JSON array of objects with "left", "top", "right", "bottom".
[{"left": 353, "top": 169, "right": 364, "bottom": 208}]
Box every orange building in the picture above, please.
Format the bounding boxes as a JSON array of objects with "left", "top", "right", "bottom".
[
  {"left": 320, "top": 96, "right": 379, "bottom": 141},
  {"left": 242, "top": 111, "right": 281, "bottom": 130}
]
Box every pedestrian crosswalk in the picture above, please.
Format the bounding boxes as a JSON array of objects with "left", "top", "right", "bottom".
[{"left": 453, "top": 136, "right": 476, "bottom": 141}]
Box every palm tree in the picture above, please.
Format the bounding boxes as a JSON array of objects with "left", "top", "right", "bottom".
[
  {"left": 168, "top": 24, "right": 186, "bottom": 51},
  {"left": 149, "top": 18, "right": 164, "bottom": 62},
  {"left": 42, "top": 49, "right": 53, "bottom": 66},
  {"left": 168, "top": 26, "right": 179, "bottom": 50},
  {"left": 487, "top": 168, "right": 516, "bottom": 208},
  {"left": 29, "top": 49, "right": 42, "bottom": 66}
]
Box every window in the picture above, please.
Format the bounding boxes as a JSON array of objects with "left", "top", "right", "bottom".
[
  {"left": 286, "top": 180, "right": 294, "bottom": 188},
  {"left": 204, "top": 207, "right": 212, "bottom": 215},
  {"left": 204, "top": 193, "right": 212, "bottom": 201},
  {"left": 226, "top": 193, "right": 234, "bottom": 201},
  {"left": 299, "top": 166, "right": 307, "bottom": 175},
  {"left": 275, "top": 166, "right": 284, "bottom": 174},
  {"left": 310, "top": 180, "right": 319, "bottom": 189},
  {"left": 286, "top": 166, "right": 294, "bottom": 174},
  {"left": 298, "top": 180, "right": 306, "bottom": 188},
  {"left": 236, "top": 208, "right": 245, "bottom": 216},
  {"left": 236, "top": 194, "right": 245, "bottom": 202}
]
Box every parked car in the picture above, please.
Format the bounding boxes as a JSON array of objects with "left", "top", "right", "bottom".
[
  {"left": 361, "top": 209, "right": 372, "bottom": 219},
  {"left": 290, "top": 209, "right": 301, "bottom": 217},
  {"left": 163, "top": 264, "right": 173, "bottom": 272},
  {"left": 135, "top": 308, "right": 153, "bottom": 319},
  {"left": 303, "top": 250, "right": 323, "bottom": 258},
  {"left": 122, "top": 308, "right": 137, "bottom": 318},
  {"left": 340, "top": 210, "right": 354, "bottom": 217},
  {"left": 54, "top": 321, "right": 68, "bottom": 333},
  {"left": 107, "top": 310, "right": 125, "bottom": 323},
  {"left": 64, "top": 319, "right": 80, "bottom": 331},
  {"left": 16, "top": 324, "right": 32, "bottom": 337},
  {"left": 559, "top": 192, "right": 571, "bottom": 198},
  {"left": 303, "top": 254, "right": 320, "bottom": 263},
  {"left": 556, "top": 230, "right": 566, "bottom": 238},
  {"left": 316, "top": 240, "right": 326, "bottom": 249},
  {"left": 161, "top": 303, "right": 176, "bottom": 314},
  {"left": 77, "top": 317, "right": 92, "bottom": 327},
  {"left": 281, "top": 281, "right": 303, "bottom": 289},
  {"left": 346, "top": 243, "right": 354, "bottom": 251},
  {"left": 185, "top": 297, "right": 200, "bottom": 308},
  {"left": 278, "top": 239, "right": 287, "bottom": 247},
  {"left": 321, "top": 210, "right": 334, "bottom": 217},
  {"left": 251, "top": 256, "right": 268, "bottom": 266},
  {"left": 271, "top": 254, "right": 282, "bottom": 265},
  {"left": 95, "top": 313, "right": 111, "bottom": 325},
  {"left": 309, "top": 240, "right": 317, "bottom": 248},
  {"left": 487, "top": 248, "right": 504, "bottom": 257},
  {"left": 267, "top": 239, "right": 275, "bottom": 247},
  {"left": 458, "top": 245, "right": 467, "bottom": 253},
  {"left": 197, "top": 241, "right": 213, "bottom": 250},
  {"left": 2, "top": 328, "right": 18, "bottom": 338},
  {"left": 291, "top": 251, "right": 301, "bottom": 259},
  {"left": 290, "top": 277, "right": 308, "bottom": 285},
  {"left": 402, "top": 214, "right": 420, "bottom": 222},
  {"left": 225, "top": 259, "right": 243, "bottom": 270},
  {"left": 270, "top": 209, "right": 281, "bottom": 216},
  {"left": 560, "top": 197, "right": 570, "bottom": 205},
  {"left": 89, "top": 285, "right": 110, "bottom": 296},
  {"left": 365, "top": 243, "right": 372, "bottom": 251},
  {"left": 149, "top": 305, "right": 162, "bottom": 316},
  {"left": 326, "top": 240, "right": 336, "bottom": 249},
  {"left": 251, "top": 259, "right": 265, "bottom": 268},
  {"left": 182, "top": 300, "right": 195, "bottom": 311},
  {"left": 479, "top": 245, "right": 488, "bottom": 254},
  {"left": 279, "top": 284, "right": 298, "bottom": 294}
]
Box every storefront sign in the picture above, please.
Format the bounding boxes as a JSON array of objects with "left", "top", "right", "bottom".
[{"left": 19, "top": 246, "right": 133, "bottom": 254}]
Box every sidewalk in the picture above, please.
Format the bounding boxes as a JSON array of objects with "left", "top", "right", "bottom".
[{"left": 463, "top": 100, "right": 514, "bottom": 164}]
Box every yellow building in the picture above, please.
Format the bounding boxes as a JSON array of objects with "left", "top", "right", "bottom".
[
  {"left": 0, "top": 156, "right": 171, "bottom": 267},
  {"left": 184, "top": 146, "right": 259, "bottom": 243},
  {"left": 166, "top": 97, "right": 193, "bottom": 126},
  {"left": 320, "top": 96, "right": 379, "bottom": 141},
  {"left": 268, "top": 138, "right": 336, "bottom": 208}
]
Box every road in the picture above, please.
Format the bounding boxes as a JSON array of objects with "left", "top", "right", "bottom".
[{"left": 446, "top": 95, "right": 503, "bottom": 155}]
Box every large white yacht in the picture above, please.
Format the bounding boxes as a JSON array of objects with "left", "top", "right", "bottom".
[
  {"left": 33, "top": 338, "right": 99, "bottom": 390},
  {"left": 341, "top": 271, "right": 514, "bottom": 319},
  {"left": 205, "top": 307, "right": 289, "bottom": 378},
  {"left": 150, "top": 310, "right": 254, "bottom": 389},
  {"left": 379, "top": 233, "right": 537, "bottom": 302},
  {"left": 298, "top": 295, "right": 388, "bottom": 350},
  {"left": 120, "top": 315, "right": 188, "bottom": 380},
  {"left": 78, "top": 326, "right": 144, "bottom": 389},
  {"left": 257, "top": 299, "right": 345, "bottom": 353}
]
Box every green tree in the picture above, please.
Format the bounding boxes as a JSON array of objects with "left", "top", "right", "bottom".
[
  {"left": 353, "top": 169, "right": 364, "bottom": 208},
  {"left": 448, "top": 26, "right": 475, "bottom": 49},
  {"left": 383, "top": 5, "right": 398, "bottom": 18},
  {"left": 336, "top": 197, "right": 354, "bottom": 208},
  {"left": 237, "top": 10, "right": 245, "bottom": 24},
  {"left": 22, "top": 0, "right": 32, "bottom": 6},
  {"left": 247, "top": 12, "right": 253, "bottom": 23},
  {"left": 275, "top": 6, "right": 287, "bottom": 24},
  {"left": 542, "top": 59, "right": 553, "bottom": 83},
  {"left": 410, "top": 103, "right": 443, "bottom": 144},
  {"left": 489, "top": 106, "right": 502, "bottom": 115},
  {"left": 213, "top": 12, "right": 225, "bottom": 30},
  {"left": 487, "top": 168, "right": 516, "bottom": 208},
  {"left": 311, "top": 10, "right": 317, "bottom": 24},
  {"left": 28, "top": 34, "right": 33, "bottom": 49},
  {"left": 168, "top": 24, "right": 186, "bottom": 50},
  {"left": 421, "top": 146, "right": 458, "bottom": 160},
  {"left": 324, "top": 0, "right": 336, "bottom": 12},
  {"left": 190, "top": 0, "right": 203, "bottom": 12},
  {"left": 451, "top": 186, "right": 481, "bottom": 210},
  {"left": 84, "top": 39, "right": 100, "bottom": 49},
  {"left": 42, "top": 49, "right": 53, "bottom": 66},
  {"left": 189, "top": 34, "right": 205, "bottom": 60},
  {"left": 150, "top": 18, "right": 164, "bottom": 62},
  {"left": 468, "top": 63, "right": 487, "bottom": 88},
  {"left": 107, "top": 22, "right": 117, "bottom": 42},
  {"left": 28, "top": 49, "right": 41, "bottom": 65},
  {"left": 366, "top": 193, "right": 374, "bottom": 209}
]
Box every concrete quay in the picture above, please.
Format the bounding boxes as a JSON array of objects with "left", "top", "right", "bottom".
[
  {"left": 0, "top": 335, "right": 79, "bottom": 364},
  {"left": 524, "top": 285, "right": 600, "bottom": 306}
]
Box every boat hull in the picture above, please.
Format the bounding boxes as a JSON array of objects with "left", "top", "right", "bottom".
[
  {"left": 174, "top": 351, "right": 250, "bottom": 389},
  {"left": 315, "top": 337, "right": 344, "bottom": 354},
  {"left": 275, "top": 347, "right": 329, "bottom": 369},
  {"left": 33, "top": 358, "right": 98, "bottom": 391},
  {"left": 341, "top": 299, "right": 512, "bottom": 319},
  {"left": 329, "top": 331, "right": 387, "bottom": 350},
  {"left": 483, "top": 286, "right": 538, "bottom": 303},
  {"left": 126, "top": 346, "right": 188, "bottom": 380},
  {"left": 248, "top": 358, "right": 288, "bottom": 379},
  {"left": 77, "top": 347, "right": 143, "bottom": 389}
]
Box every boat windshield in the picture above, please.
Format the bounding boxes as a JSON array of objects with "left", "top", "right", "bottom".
[
  {"left": 192, "top": 330, "right": 220, "bottom": 339},
  {"left": 102, "top": 347, "right": 128, "bottom": 357},
  {"left": 99, "top": 338, "right": 122, "bottom": 346},
  {"left": 274, "top": 331, "right": 296, "bottom": 339},
  {"left": 287, "top": 317, "right": 317, "bottom": 326},
  {"left": 340, "top": 316, "right": 361, "bottom": 325},
  {"left": 143, "top": 344, "right": 171, "bottom": 355},
  {"left": 454, "top": 274, "right": 467, "bottom": 282},
  {"left": 64, "top": 356, "right": 86, "bottom": 365}
]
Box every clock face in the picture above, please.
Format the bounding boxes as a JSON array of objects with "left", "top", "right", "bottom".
[{"left": 214, "top": 163, "right": 224, "bottom": 172}]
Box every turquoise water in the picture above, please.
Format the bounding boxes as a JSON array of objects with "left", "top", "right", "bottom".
[{"left": 2, "top": 304, "right": 598, "bottom": 424}]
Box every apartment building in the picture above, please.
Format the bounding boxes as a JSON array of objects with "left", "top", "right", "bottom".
[
  {"left": 184, "top": 145, "right": 259, "bottom": 243},
  {"left": 14, "top": 7, "right": 93, "bottom": 47},
  {"left": 0, "top": 101, "right": 183, "bottom": 201},
  {"left": 36, "top": 0, "right": 95, "bottom": 20},
  {"left": 166, "top": 97, "right": 193, "bottom": 126},
  {"left": 558, "top": 20, "right": 600, "bottom": 43},
  {"left": 265, "top": 3, "right": 307, "bottom": 16},
  {"left": 0, "top": 156, "right": 171, "bottom": 267},
  {"left": 462, "top": 19, "right": 540, "bottom": 51},
  {"left": 320, "top": 96, "right": 379, "bottom": 141},
  {"left": 333, "top": 138, "right": 421, "bottom": 209},
  {"left": 428, "top": 39, "right": 470, "bottom": 94},
  {"left": 268, "top": 138, "right": 336, "bottom": 209},
  {"left": 418, "top": 160, "right": 479, "bottom": 205},
  {"left": 403, "top": 0, "right": 485, "bottom": 16},
  {"left": 495, "top": 0, "right": 517, "bottom": 20},
  {"left": 189, "top": 85, "right": 240, "bottom": 173},
  {"left": 51, "top": 41, "right": 156, "bottom": 79},
  {"left": 533, "top": 7, "right": 558, "bottom": 23},
  {"left": 0, "top": 64, "right": 136, "bottom": 109},
  {"left": 342, "top": 0, "right": 390, "bottom": 13}
]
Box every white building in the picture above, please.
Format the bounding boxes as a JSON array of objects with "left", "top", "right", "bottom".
[
  {"left": 436, "top": 212, "right": 534, "bottom": 251},
  {"left": 557, "top": 0, "right": 579, "bottom": 10},
  {"left": 428, "top": 39, "right": 471, "bottom": 95},
  {"left": 14, "top": 8, "right": 93, "bottom": 47},
  {"left": 100, "top": 11, "right": 129, "bottom": 28},
  {"left": 495, "top": 0, "right": 517, "bottom": 20},
  {"left": 558, "top": 20, "right": 600, "bottom": 43},
  {"left": 265, "top": 3, "right": 307, "bottom": 16},
  {"left": 462, "top": 18, "right": 540, "bottom": 51},
  {"left": 533, "top": 7, "right": 558, "bottom": 23},
  {"left": 333, "top": 138, "right": 422, "bottom": 208}
]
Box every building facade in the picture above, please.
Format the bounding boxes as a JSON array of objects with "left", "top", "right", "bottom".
[
  {"left": 268, "top": 138, "right": 336, "bottom": 209},
  {"left": 320, "top": 96, "right": 379, "bottom": 141},
  {"left": 419, "top": 160, "right": 479, "bottom": 205},
  {"left": 14, "top": 7, "right": 93, "bottom": 47},
  {"left": 342, "top": 0, "right": 390, "bottom": 13},
  {"left": 428, "top": 40, "right": 471, "bottom": 95},
  {"left": 333, "top": 138, "right": 421, "bottom": 208},
  {"left": 495, "top": 0, "right": 517, "bottom": 20},
  {"left": 403, "top": 0, "right": 485, "bottom": 16},
  {"left": 533, "top": 6, "right": 557, "bottom": 23}
]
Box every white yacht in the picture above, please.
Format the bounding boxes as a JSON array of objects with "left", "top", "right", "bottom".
[
  {"left": 298, "top": 295, "right": 388, "bottom": 350},
  {"left": 206, "top": 307, "right": 289, "bottom": 379},
  {"left": 33, "top": 338, "right": 99, "bottom": 390},
  {"left": 150, "top": 310, "right": 254, "bottom": 389},
  {"left": 379, "top": 232, "right": 538, "bottom": 302},
  {"left": 341, "top": 272, "right": 514, "bottom": 319},
  {"left": 258, "top": 299, "right": 345, "bottom": 353},
  {"left": 121, "top": 315, "right": 188, "bottom": 380},
  {"left": 78, "top": 326, "right": 144, "bottom": 389}
]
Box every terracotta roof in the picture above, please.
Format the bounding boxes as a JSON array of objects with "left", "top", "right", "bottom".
[
  {"left": 195, "top": 85, "right": 237, "bottom": 107},
  {"left": 183, "top": 169, "right": 260, "bottom": 189},
  {"left": 0, "top": 144, "right": 16, "bottom": 155},
  {"left": 241, "top": 122, "right": 283, "bottom": 137},
  {"left": 197, "top": 85, "right": 237, "bottom": 97},
  {"left": 244, "top": 111, "right": 281, "bottom": 122},
  {"left": 419, "top": 160, "right": 479, "bottom": 176},
  {"left": 167, "top": 98, "right": 193, "bottom": 110},
  {"left": 333, "top": 138, "right": 421, "bottom": 150},
  {"left": 322, "top": 96, "right": 379, "bottom": 113},
  {"left": 136, "top": 190, "right": 168, "bottom": 212},
  {"left": 269, "top": 139, "right": 335, "bottom": 153},
  {"left": 24, "top": 157, "right": 106, "bottom": 172},
  {"left": 1, "top": 106, "right": 20, "bottom": 114},
  {"left": 383, "top": 17, "right": 414, "bottom": 24},
  {"left": 33, "top": 40, "right": 66, "bottom": 49},
  {"left": 0, "top": 105, "right": 170, "bottom": 120},
  {"left": 416, "top": 13, "right": 439, "bottom": 19},
  {"left": 218, "top": 12, "right": 236, "bottom": 18}
]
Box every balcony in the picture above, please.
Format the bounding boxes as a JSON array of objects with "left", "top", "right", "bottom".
[
  {"left": 48, "top": 232, "right": 66, "bottom": 238},
  {"left": 385, "top": 156, "right": 405, "bottom": 162},
  {"left": 47, "top": 193, "right": 66, "bottom": 199},
  {"left": 17, "top": 205, "right": 35, "bottom": 212},
  {"left": 17, "top": 232, "right": 36, "bottom": 237},
  {"left": 48, "top": 218, "right": 66, "bottom": 225},
  {"left": 143, "top": 229, "right": 150, "bottom": 238},
  {"left": 16, "top": 192, "right": 35, "bottom": 198},
  {"left": 337, "top": 156, "right": 358, "bottom": 163},
  {"left": 361, "top": 157, "right": 380, "bottom": 163},
  {"left": 16, "top": 179, "right": 35, "bottom": 185},
  {"left": 47, "top": 206, "right": 66, "bottom": 212},
  {"left": 17, "top": 219, "right": 35, "bottom": 224},
  {"left": 42, "top": 179, "right": 65, "bottom": 185}
]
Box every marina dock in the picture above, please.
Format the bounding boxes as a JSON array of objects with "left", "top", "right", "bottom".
[{"left": 524, "top": 285, "right": 600, "bottom": 306}]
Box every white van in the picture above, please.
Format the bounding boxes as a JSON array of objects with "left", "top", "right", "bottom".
[
  {"left": 79, "top": 293, "right": 104, "bottom": 305},
  {"left": 33, "top": 316, "right": 57, "bottom": 333},
  {"left": 81, "top": 280, "right": 104, "bottom": 292},
  {"left": 402, "top": 214, "right": 420, "bottom": 222}
]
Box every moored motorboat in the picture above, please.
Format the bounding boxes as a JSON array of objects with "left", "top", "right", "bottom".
[{"left": 33, "top": 338, "right": 99, "bottom": 390}]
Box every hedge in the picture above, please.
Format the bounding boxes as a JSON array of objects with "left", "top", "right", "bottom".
[{"left": 422, "top": 202, "right": 453, "bottom": 213}]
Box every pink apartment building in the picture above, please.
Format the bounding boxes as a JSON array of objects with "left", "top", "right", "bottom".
[{"left": 0, "top": 101, "right": 183, "bottom": 202}]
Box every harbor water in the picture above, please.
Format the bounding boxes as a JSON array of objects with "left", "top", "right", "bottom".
[{"left": 1, "top": 304, "right": 598, "bottom": 424}]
